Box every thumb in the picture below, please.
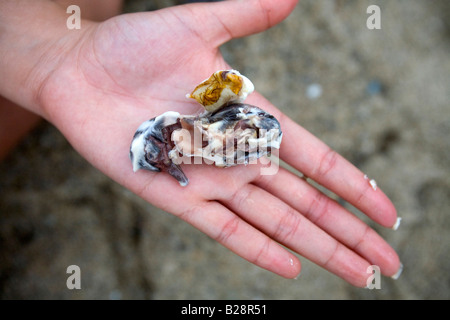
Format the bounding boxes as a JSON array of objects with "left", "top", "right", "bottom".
[{"left": 178, "top": 0, "right": 298, "bottom": 47}]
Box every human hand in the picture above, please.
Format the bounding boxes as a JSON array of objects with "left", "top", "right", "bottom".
[{"left": 33, "top": 0, "right": 400, "bottom": 286}]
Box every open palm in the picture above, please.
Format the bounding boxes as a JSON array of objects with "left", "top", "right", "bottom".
[{"left": 38, "top": 0, "right": 400, "bottom": 286}]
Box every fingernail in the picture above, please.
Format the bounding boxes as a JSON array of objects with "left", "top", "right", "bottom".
[
  {"left": 391, "top": 217, "right": 402, "bottom": 230},
  {"left": 289, "top": 257, "right": 301, "bottom": 280},
  {"left": 391, "top": 263, "right": 403, "bottom": 280}
]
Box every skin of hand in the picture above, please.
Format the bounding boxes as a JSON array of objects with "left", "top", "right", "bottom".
[{"left": 0, "top": 0, "right": 401, "bottom": 286}]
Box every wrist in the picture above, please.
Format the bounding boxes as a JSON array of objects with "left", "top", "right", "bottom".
[{"left": 0, "top": 0, "right": 94, "bottom": 119}]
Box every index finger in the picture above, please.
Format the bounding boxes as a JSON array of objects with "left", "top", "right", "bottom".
[{"left": 250, "top": 94, "right": 398, "bottom": 228}]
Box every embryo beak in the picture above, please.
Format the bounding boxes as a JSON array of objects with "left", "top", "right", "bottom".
[{"left": 167, "top": 162, "right": 189, "bottom": 187}]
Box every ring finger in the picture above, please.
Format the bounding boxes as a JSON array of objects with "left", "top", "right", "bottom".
[{"left": 254, "top": 167, "right": 401, "bottom": 278}]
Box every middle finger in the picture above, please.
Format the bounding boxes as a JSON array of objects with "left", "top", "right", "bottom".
[{"left": 218, "top": 182, "right": 372, "bottom": 287}]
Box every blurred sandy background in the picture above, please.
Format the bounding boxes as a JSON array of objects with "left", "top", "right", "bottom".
[{"left": 1, "top": 0, "right": 449, "bottom": 299}]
